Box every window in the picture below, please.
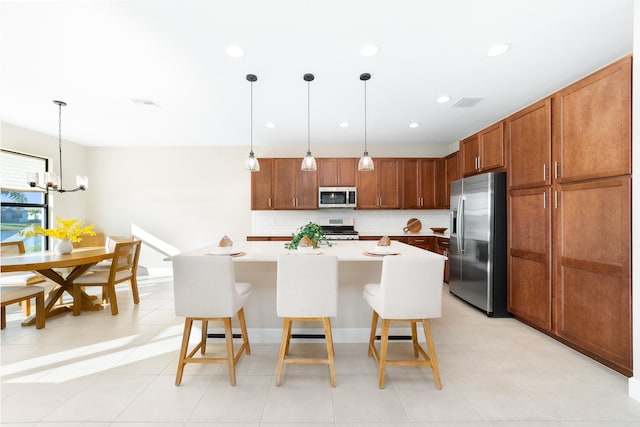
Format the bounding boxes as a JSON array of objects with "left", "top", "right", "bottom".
[{"left": 1, "top": 149, "right": 49, "bottom": 251}]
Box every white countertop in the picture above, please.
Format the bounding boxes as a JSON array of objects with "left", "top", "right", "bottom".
[{"left": 177, "top": 240, "right": 447, "bottom": 262}]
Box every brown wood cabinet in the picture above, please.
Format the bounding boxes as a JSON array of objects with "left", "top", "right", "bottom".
[
  {"left": 357, "top": 158, "right": 402, "bottom": 209},
  {"left": 434, "top": 158, "right": 447, "bottom": 209},
  {"left": 505, "top": 56, "right": 632, "bottom": 376},
  {"left": 250, "top": 158, "right": 273, "bottom": 210},
  {"left": 508, "top": 187, "right": 552, "bottom": 331},
  {"left": 552, "top": 56, "right": 631, "bottom": 184},
  {"left": 461, "top": 122, "right": 506, "bottom": 177},
  {"left": 444, "top": 152, "right": 460, "bottom": 208},
  {"left": 402, "top": 159, "right": 436, "bottom": 209},
  {"left": 507, "top": 99, "right": 552, "bottom": 189},
  {"left": 272, "top": 158, "right": 318, "bottom": 209},
  {"left": 553, "top": 176, "right": 631, "bottom": 374},
  {"left": 317, "top": 158, "right": 357, "bottom": 186}
]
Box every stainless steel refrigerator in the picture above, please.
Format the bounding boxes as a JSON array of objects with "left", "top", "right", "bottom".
[{"left": 449, "top": 172, "right": 509, "bottom": 317}]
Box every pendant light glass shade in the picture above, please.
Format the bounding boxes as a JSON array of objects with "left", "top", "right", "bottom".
[
  {"left": 358, "top": 152, "right": 374, "bottom": 171},
  {"left": 358, "top": 73, "right": 374, "bottom": 171},
  {"left": 244, "top": 74, "right": 260, "bottom": 172},
  {"left": 244, "top": 151, "right": 260, "bottom": 172},
  {"left": 300, "top": 73, "right": 317, "bottom": 171}
]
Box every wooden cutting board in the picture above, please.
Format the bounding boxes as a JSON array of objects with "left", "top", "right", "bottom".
[{"left": 403, "top": 218, "right": 422, "bottom": 233}]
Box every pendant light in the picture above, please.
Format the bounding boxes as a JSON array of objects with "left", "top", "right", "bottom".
[
  {"left": 27, "top": 100, "right": 88, "bottom": 192},
  {"left": 358, "top": 73, "right": 374, "bottom": 171},
  {"left": 243, "top": 74, "right": 260, "bottom": 172},
  {"left": 301, "top": 73, "right": 317, "bottom": 171}
]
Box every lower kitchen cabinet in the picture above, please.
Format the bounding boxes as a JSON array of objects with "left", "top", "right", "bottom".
[
  {"left": 553, "top": 176, "right": 631, "bottom": 375},
  {"left": 508, "top": 187, "right": 552, "bottom": 331}
]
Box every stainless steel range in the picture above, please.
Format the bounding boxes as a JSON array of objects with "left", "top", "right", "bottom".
[{"left": 320, "top": 218, "right": 359, "bottom": 240}]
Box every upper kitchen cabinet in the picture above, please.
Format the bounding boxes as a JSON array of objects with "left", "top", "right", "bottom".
[
  {"left": 317, "top": 158, "right": 357, "bottom": 186},
  {"left": 272, "top": 158, "right": 318, "bottom": 209},
  {"left": 552, "top": 55, "right": 631, "bottom": 184},
  {"left": 507, "top": 99, "right": 552, "bottom": 189},
  {"left": 250, "top": 158, "right": 273, "bottom": 210},
  {"left": 402, "top": 158, "right": 436, "bottom": 209},
  {"left": 461, "top": 122, "right": 506, "bottom": 177},
  {"left": 434, "top": 158, "right": 447, "bottom": 209},
  {"left": 357, "top": 158, "right": 402, "bottom": 209},
  {"left": 444, "top": 152, "right": 460, "bottom": 208}
]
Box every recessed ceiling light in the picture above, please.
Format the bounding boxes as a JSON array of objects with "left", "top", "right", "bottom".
[
  {"left": 226, "top": 45, "right": 245, "bottom": 58},
  {"left": 487, "top": 43, "right": 510, "bottom": 57},
  {"left": 409, "top": 122, "right": 420, "bottom": 128},
  {"left": 339, "top": 122, "right": 349, "bottom": 128},
  {"left": 131, "top": 98, "right": 159, "bottom": 107},
  {"left": 436, "top": 95, "right": 451, "bottom": 104},
  {"left": 265, "top": 123, "right": 275, "bottom": 128},
  {"left": 360, "top": 44, "right": 380, "bottom": 57}
]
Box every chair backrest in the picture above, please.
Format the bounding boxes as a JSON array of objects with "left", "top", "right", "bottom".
[
  {"left": 172, "top": 255, "right": 243, "bottom": 318},
  {"left": 107, "top": 240, "right": 142, "bottom": 284},
  {"left": 377, "top": 255, "right": 445, "bottom": 319},
  {"left": 106, "top": 235, "right": 134, "bottom": 251},
  {"left": 1, "top": 241, "right": 26, "bottom": 256},
  {"left": 276, "top": 255, "right": 338, "bottom": 318},
  {"left": 72, "top": 232, "right": 105, "bottom": 248}
]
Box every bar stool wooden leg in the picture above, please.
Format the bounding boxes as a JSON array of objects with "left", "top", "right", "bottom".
[
  {"left": 411, "top": 321, "right": 419, "bottom": 357},
  {"left": 276, "top": 318, "right": 290, "bottom": 386},
  {"left": 323, "top": 317, "right": 336, "bottom": 387},
  {"left": 176, "top": 318, "right": 193, "bottom": 385},
  {"left": 368, "top": 311, "right": 378, "bottom": 357},
  {"left": 378, "top": 318, "right": 390, "bottom": 389},
  {"left": 224, "top": 317, "right": 236, "bottom": 386},
  {"left": 423, "top": 319, "right": 442, "bottom": 390},
  {"left": 201, "top": 320, "right": 208, "bottom": 354},
  {"left": 238, "top": 307, "right": 251, "bottom": 355}
]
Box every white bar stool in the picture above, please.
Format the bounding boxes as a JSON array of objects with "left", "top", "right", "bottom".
[{"left": 363, "top": 255, "right": 445, "bottom": 389}]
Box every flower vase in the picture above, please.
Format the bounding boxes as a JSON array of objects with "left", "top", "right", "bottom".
[{"left": 55, "top": 238, "right": 73, "bottom": 254}]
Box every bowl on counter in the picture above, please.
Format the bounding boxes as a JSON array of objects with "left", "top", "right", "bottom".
[{"left": 430, "top": 227, "right": 448, "bottom": 234}]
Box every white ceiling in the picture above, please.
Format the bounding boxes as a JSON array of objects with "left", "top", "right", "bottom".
[{"left": 0, "top": 0, "right": 633, "bottom": 150}]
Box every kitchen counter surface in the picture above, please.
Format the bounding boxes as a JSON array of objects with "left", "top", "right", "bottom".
[
  {"left": 179, "top": 240, "right": 446, "bottom": 261},
  {"left": 247, "top": 231, "right": 450, "bottom": 240}
]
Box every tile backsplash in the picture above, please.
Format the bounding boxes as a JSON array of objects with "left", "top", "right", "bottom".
[{"left": 251, "top": 209, "right": 450, "bottom": 235}]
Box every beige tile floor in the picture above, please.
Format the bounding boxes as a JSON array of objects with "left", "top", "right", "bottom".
[{"left": 2, "top": 272, "right": 640, "bottom": 426}]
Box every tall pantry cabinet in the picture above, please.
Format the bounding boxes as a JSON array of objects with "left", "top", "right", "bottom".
[{"left": 507, "top": 55, "right": 632, "bottom": 376}]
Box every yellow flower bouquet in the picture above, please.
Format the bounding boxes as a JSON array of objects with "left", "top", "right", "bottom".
[{"left": 21, "top": 217, "right": 96, "bottom": 243}]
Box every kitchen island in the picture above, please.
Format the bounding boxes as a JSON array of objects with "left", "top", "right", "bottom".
[{"left": 175, "top": 240, "right": 446, "bottom": 343}]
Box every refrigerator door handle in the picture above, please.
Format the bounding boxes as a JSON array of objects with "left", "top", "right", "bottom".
[{"left": 458, "top": 197, "right": 465, "bottom": 254}]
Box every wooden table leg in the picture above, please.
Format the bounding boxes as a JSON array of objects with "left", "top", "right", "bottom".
[{"left": 21, "top": 264, "right": 103, "bottom": 326}]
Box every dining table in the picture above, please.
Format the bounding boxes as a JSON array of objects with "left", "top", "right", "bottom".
[{"left": 0, "top": 246, "right": 113, "bottom": 326}]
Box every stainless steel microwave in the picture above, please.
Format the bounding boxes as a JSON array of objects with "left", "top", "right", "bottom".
[{"left": 318, "top": 187, "right": 357, "bottom": 208}]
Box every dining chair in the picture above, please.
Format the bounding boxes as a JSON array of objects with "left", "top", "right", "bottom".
[
  {"left": 70, "top": 240, "right": 142, "bottom": 315},
  {"left": 363, "top": 255, "right": 445, "bottom": 389},
  {"left": 275, "top": 254, "right": 338, "bottom": 387},
  {"left": 87, "top": 235, "right": 134, "bottom": 272},
  {"left": 1, "top": 285, "right": 45, "bottom": 329},
  {"left": 0, "top": 241, "right": 47, "bottom": 316},
  {"left": 171, "top": 255, "right": 252, "bottom": 386}
]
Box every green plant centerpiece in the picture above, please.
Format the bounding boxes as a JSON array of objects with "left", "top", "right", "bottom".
[{"left": 284, "top": 221, "right": 333, "bottom": 250}]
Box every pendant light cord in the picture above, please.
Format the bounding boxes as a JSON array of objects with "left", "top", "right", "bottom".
[
  {"left": 250, "top": 80, "right": 254, "bottom": 154},
  {"left": 364, "top": 79, "right": 367, "bottom": 153},
  {"left": 58, "top": 102, "right": 64, "bottom": 186},
  {"left": 307, "top": 80, "right": 311, "bottom": 152}
]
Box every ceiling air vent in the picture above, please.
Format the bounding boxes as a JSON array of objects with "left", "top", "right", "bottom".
[{"left": 452, "top": 97, "right": 485, "bottom": 108}]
